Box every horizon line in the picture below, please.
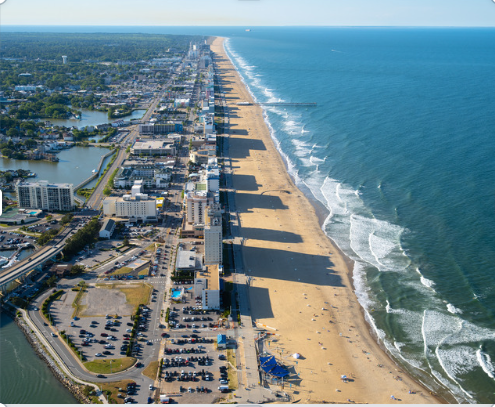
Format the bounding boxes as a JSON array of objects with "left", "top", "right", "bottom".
[{"left": 2, "top": 24, "right": 495, "bottom": 28}]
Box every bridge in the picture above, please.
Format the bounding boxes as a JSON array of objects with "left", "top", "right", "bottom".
[{"left": 0, "top": 226, "right": 74, "bottom": 293}]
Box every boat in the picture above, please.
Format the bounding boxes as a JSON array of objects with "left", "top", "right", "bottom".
[
  {"left": 0, "top": 256, "right": 8, "bottom": 267},
  {"left": 245, "top": 29, "right": 251, "bottom": 32},
  {"left": 92, "top": 169, "right": 97, "bottom": 173}
]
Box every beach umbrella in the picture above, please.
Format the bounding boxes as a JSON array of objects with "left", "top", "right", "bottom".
[{"left": 292, "top": 353, "right": 301, "bottom": 359}]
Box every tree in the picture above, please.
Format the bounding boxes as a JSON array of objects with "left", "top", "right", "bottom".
[
  {"left": 123, "top": 236, "right": 129, "bottom": 246},
  {"left": 6, "top": 128, "right": 19, "bottom": 138},
  {"left": 1, "top": 148, "right": 13, "bottom": 158},
  {"left": 70, "top": 264, "right": 85, "bottom": 275}
]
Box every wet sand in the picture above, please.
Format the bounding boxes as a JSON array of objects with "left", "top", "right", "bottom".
[{"left": 211, "top": 36, "right": 440, "bottom": 404}]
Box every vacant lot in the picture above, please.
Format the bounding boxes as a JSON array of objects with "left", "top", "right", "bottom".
[
  {"left": 81, "top": 283, "right": 152, "bottom": 317},
  {"left": 117, "top": 283, "right": 152, "bottom": 308},
  {"left": 81, "top": 286, "right": 133, "bottom": 317}
]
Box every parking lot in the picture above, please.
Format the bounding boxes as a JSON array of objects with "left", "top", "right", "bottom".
[
  {"left": 158, "top": 333, "right": 228, "bottom": 403},
  {"left": 48, "top": 283, "right": 160, "bottom": 366},
  {"left": 0, "top": 229, "right": 37, "bottom": 250}
]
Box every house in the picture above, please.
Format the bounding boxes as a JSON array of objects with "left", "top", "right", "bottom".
[
  {"left": 99, "top": 218, "right": 116, "bottom": 239},
  {"left": 217, "top": 334, "right": 227, "bottom": 349},
  {"left": 50, "top": 264, "right": 72, "bottom": 277}
]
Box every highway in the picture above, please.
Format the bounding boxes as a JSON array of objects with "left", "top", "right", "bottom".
[{"left": 0, "top": 226, "right": 74, "bottom": 288}]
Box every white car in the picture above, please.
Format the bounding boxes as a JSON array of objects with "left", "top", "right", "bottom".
[{"left": 95, "top": 353, "right": 103, "bottom": 357}]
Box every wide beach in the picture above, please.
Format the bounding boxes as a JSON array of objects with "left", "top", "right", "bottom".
[{"left": 211, "top": 36, "right": 439, "bottom": 404}]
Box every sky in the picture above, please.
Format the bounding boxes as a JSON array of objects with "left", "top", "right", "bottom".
[{"left": 1, "top": 0, "right": 495, "bottom": 27}]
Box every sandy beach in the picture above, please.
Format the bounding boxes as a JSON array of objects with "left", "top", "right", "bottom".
[{"left": 211, "top": 37, "right": 439, "bottom": 404}]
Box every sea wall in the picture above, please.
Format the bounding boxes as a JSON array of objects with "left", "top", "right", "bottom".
[
  {"left": 13, "top": 313, "right": 92, "bottom": 404},
  {"left": 74, "top": 148, "right": 117, "bottom": 191}
]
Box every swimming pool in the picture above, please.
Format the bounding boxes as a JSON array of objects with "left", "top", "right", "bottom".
[{"left": 171, "top": 289, "right": 182, "bottom": 300}]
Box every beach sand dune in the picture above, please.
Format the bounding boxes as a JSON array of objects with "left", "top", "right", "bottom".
[{"left": 211, "top": 37, "right": 439, "bottom": 404}]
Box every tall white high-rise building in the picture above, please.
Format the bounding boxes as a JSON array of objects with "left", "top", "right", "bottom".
[
  {"left": 186, "top": 191, "right": 213, "bottom": 225},
  {"left": 62, "top": 55, "right": 68, "bottom": 64},
  {"left": 16, "top": 180, "right": 74, "bottom": 211},
  {"left": 204, "top": 206, "right": 222, "bottom": 265}
]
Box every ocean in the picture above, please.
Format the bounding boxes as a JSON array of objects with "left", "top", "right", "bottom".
[
  {"left": 3, "top": 25, "right": 495, "bottom": 403},
  {"left": 221, "top": 27, "right": 495, "bottom": 403}
]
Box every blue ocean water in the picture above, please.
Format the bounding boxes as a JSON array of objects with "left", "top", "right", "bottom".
[
  {"left": 4, "top": 25, "right": 495, "bottom": 402},
  {"left": 221, "top": 27, "right": 495, "bottom": 403}
]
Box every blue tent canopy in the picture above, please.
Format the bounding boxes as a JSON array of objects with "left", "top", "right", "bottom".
[
  {"left": 261, "top": 363, "right": 275, "bottom": 373},
  {"left": 269, "top": 365, "right": 289, "bottom": 377},
  {"left": 259, "top": 355, "right": 289, "bottom": 377},
  {"left": 260, "top": 356, "right": 276, "bottom": 367}
]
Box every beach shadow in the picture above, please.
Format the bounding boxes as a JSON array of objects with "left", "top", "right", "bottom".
[
  {"left": 234, "top": 192, "right": 288, "bottom": 212},
  {"left": 241, "top": 285, "right": 273, "bottom": 319},
  {"left": 242, "top": 227, "right": 303, "bottom": 244},
  {"left": 230, "top": 128, "right": 250, "bottom": 136},
  {"left": 229, "top": 139, "right": 266, "bottom": 159},
  {"left": 231, "top": 174, "right": 261, "bottom": 191},
  {"left": 243, "top": 246, "right": 343, "bottom": 288}
]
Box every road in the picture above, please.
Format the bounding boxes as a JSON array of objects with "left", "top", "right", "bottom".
[
  {"left": 85, "top": 91, "right": 167, "bottom": 211},
  {"left": 0, "top": 225, "right": 75, "bottom": 288},
  {"left": 25, "top": 225, "right": 180, "bottom": 404}
]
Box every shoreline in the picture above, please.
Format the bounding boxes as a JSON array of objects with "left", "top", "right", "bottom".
[
  {"left": 212, "top": 36, "right": 443, "bottom": 404},
  {"left": 0, "top": 306, "right": 85, "bottom": 404}
]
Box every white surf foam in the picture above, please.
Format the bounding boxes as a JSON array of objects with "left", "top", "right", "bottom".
[
  {"left": 476, "top": 346, "right": 495, "bottom": 379},
  {"left": 447, "top": 303, "right": 463, "bottom": 314},
  {"left": 223, "top": 37, "right": 487, "bottom": 403}
]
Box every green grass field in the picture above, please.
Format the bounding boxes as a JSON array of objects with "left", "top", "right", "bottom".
[{"left": 84, "top": 357, "right": 136, "bottom": 374}]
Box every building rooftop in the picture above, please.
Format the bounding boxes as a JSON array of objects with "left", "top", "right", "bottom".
[
  {"left": 195, "top": 264, "right": 219, "bottom": 291},
  {"left": 101, "top": 218, "right": 115, "bottom": 233},
  {"left": 177, "top": 249, "right": 200, "bottom": 270},
  {"left": 133, "top": 140, "right": 174, "bottom": 150},
  {"left": 16, "top": 180, "right": 73, "bottom": 188}
]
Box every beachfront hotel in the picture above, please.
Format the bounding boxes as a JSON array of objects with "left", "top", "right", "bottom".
[
  {"left": 204, "top": 206, "right": 222, "bottom": 265},
  {"left": 15, "top": 180, "right": 75, "bottom": 211},
  {"left": 193, "top": 264, "right": 220, "bottom": 310}
]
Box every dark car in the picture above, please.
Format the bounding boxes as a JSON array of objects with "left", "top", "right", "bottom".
[
  {"left": 96, "top": 374, "right": 106, "bottom": 378},
  {"left": 103, "top": 350, "right": 112, "bottom": 355}
]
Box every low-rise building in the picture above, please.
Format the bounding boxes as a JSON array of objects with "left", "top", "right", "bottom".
[
  {"left": 131, "top": 140, "right": 176, "bottom": 156},
  {"left": 102, "top": 194, "right": 157, "bottom": 222},
  {"left": 99, "top": 218, "right": 116, "bottom": 239},
  {"left": 217, "top": 333, "right": 227, "bottom": 349}
]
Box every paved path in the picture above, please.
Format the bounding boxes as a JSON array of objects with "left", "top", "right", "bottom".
[
  {"left": 216, "top": 71, "right": 276, "bottom": 404},
  {"left": 18, "top": 307, "right": 108, "bottom": 404}
]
